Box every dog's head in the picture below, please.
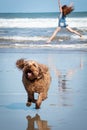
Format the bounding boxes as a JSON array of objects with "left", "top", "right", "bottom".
[{"left": 16, "top": 59, "right": 48, "bottom": 81}]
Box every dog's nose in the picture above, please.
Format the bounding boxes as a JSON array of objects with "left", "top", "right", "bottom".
[{"left": 29, "top": 63, "right": 32, "bottom": 68}]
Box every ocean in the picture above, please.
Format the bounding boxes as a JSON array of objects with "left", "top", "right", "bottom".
[{"left": 0, "top": 12, "right": 87, "bottom": 49}]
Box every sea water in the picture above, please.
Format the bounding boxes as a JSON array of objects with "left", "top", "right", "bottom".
[{"left": 0, "top": 12, "right": 87, "bottom": 49}]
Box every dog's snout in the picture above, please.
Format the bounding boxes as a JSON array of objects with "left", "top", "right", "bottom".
[{"left": 29, "top": 63, "right": 32, "bottom": 68}]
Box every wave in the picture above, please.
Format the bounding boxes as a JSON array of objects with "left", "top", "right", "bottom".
[
  {"left": 0, "top": 18, "right": 87, "bottom": 28},
  {"left": 0, "top": 36, "right": 48, "bottom": 41},
  {"left": 0, "top": 43, "right": 87, "bottom": 50},
  {"left": 0, "top": 35, "right": 87, "bottom": 49},
  {"left": 0, "top": 35, "right": 87, "bottom": 42}
]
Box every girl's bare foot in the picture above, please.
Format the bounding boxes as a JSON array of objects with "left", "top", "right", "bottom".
[
  {"left": 80, "top": 35, "right": 83, "bottom": 39},
  {"left": 46, "top": 40, "right": 51, "bottom": 44}
]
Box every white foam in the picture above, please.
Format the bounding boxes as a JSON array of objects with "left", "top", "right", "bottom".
[
  {"left": 0, "top": 18, "right": 57, "bottom": 28},
  {"left": 0, "top": 36, "right": 48, "bottom": 41},
  {"left": 0, "top": 42, "right": 87, "bottom": 49},
  {"left": 0, "top": 34, "right": 87, "bottom": 42},
  {"left": 12, "top": 44, "right": 87, "bottom": 49},
  {"left": 67, "top": 18, "right": 87, "bottom": 28},
  {"left": 0, "top": 18, "right": 87, "bottom": 29}
]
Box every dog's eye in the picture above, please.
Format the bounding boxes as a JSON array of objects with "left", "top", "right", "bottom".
[
  {"left": 33, "top": 63, "right": 37, "bottom": 67},
  {"left": 25, "top": 63, "right": 28, "bottom": 66}
]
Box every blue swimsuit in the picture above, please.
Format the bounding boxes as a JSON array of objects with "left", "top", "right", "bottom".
[{"left": 58, "top": 13, "right": 68, "bottom": 28}]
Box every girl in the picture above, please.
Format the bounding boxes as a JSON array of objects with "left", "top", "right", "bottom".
[{"left": 47, "top": 0, "right": 82, "bottom": 43}]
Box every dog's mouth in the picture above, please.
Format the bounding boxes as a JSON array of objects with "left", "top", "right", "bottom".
[
  {"left": 25, "top": 67, "right": 39, "bottom": 81},
  {"left": 27, "top": 71, "right": 32, "bottom": 76},
  {"left": 26, "top": 70, "right": 33, "bottom": 79}
]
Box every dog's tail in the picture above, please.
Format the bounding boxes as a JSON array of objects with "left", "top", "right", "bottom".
[{"left": 16, "top": 58, "right": 25, "bottom": 70}]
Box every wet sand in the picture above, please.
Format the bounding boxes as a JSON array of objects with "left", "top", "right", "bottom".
[{"left": 0, "top": 48, "right": 87, "bottom": 130}]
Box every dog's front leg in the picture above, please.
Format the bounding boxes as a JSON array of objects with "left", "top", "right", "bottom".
[
  {"left": 26, "top": 93, "right": 32, "bottom": 106},
  {"left": 26, "top": 93, "right": 36, "bottom": 107},
  {"left": 36, "top": 93, "right": 47, "bottom": 109}
]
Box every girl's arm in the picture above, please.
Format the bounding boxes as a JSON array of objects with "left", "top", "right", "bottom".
[
  {"left": 58, "top": 0, "right": 62, "bottom": 12},
  {"left": 69, "top": 2, "right": 74, "bottom": 7}
]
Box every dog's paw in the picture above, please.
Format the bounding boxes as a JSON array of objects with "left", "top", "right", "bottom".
[
  {"left": 35, "top": 101, "right": 41, "bottom": 109},
  {"left": 26, "top": 102, "right": 32, "bottom": 107}
]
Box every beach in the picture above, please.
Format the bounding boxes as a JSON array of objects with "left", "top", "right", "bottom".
[
  {"left": 0, "top": 48, "right": 87, "bottom": 130},
  {"left": 0, "top": 12, "right": 87, "bottom": 130}
]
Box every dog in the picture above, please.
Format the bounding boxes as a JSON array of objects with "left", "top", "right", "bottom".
[{"left": 16, "top": 59, "right": 51, "bottom": 109}]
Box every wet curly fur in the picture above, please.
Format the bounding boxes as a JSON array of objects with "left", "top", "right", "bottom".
[{"left": 16, "top": 59, "right": 51, "bottom": 109}]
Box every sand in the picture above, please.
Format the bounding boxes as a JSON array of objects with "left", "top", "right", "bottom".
[{"left": 0, "top": 48, "right": 87, "bottom": 130}]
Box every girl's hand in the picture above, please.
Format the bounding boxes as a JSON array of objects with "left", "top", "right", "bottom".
[
  {"left": 58, "top": 0, "right": 62, "bottom": 12},
  {"left": 69, "top": 2, "right": 74, "bottom": 7}
]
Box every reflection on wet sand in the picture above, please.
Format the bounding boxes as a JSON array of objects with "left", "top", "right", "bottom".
[
  {"left": 57, "top": 55, "right": 84, "bottom": 90},
  {"left": 26, "top": 114, "right": 50, "bottom": 130},
  {"left": 48, "top": 55, "right": 84, "bottom": 107},
  {"left": 57, "top": 72, "right": 73, "bottom": 107},
  {"left": 56, "top": 56, "right": 84, "bottom": 107}
]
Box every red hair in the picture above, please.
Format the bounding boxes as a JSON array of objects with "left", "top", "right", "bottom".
[{"left": 62, "top": 5, "right": 74, "bottom": 16}]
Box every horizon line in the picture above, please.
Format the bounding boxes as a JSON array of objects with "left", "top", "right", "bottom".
[{"left": 0, "top": 11, "right": 87, "bottom": 13}]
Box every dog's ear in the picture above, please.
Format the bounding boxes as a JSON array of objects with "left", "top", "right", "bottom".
[
  {"left": 39, "top": 64, "right": 48, "bottom": 73},
  {"left": 16, "top": 58, "right": 26, "bottom": 70},
  {"left": 37, "top": 64, "right": 48, "bottom": 79}
]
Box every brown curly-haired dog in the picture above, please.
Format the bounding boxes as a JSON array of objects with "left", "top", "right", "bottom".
[{"left": 16, "top": 59, "right": 51, "bottom": 109}]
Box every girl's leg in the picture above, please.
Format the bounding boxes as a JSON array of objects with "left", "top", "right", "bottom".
[
  {"left": 66, "top": 26, "right": 82, "bottom": 37},
  {"left": 47, "top": 27, "right": 61, "bottom": 43}
]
